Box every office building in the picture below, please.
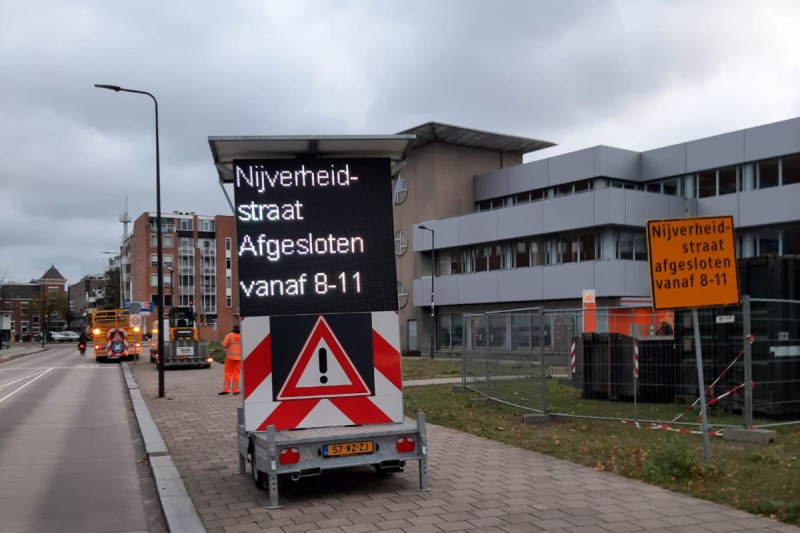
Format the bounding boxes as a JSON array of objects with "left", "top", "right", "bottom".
[{"left": 400, "top": 118, "right": 800, "bottom": 355}]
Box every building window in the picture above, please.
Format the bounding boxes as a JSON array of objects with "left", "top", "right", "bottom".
[
  {"left": 150, "top": 234, "right": 173, "bottom": 247},
  {"left": 662, "top": 178, "right": 679, "bottom": 196},
  {"left": 487, "top": 244, "right": 504, "bottom": 270},
  {"left": 226, "top": 257, "right": 231, "bottom": 270},
  {"left": 397, "top": 281, "right": 408, "bottom": 309},
  {"left": 783, "top": 154, "right": 800, "bottom": 186},
  {"left": 698, "top": 170, "right": 716, "bottom": 198},
  {"left": 392, "top": 175, "right": 408, "bottom": 205},
  {"left": 226, "top": 295, "right": 232, "bottom": 308},
  {"left": 514, "top": 242, "right": 530, "bottom": 268},
  {"left": 758, "top": 159, "right": 780, "bottom": 189},
  {"left": 579, "top": 232, "right": 596, "bottom": 261},
  {"left": 782, "top": 225, "right": 800, "bottom": 255},
  {"left": 198, "top": 219, "right": 215, "bottom": 232},
  {"left": 437, "top": 313, "right": 463, "bottom": 350},
  {"left": 758, "top": 228, "right": 780, "bottom": 254},
  {"left": 718, "top": 166, "right": 737, "bottom": 195},
  {"left": 225, "top": 237, "right": 231, "bottom": 251},
  {"left": 394, "top": 230, "right": 408, "bottom": 256},
  {"left": 179, "top": 218, "right": 193, "bottom": 231},
  {"left": 150, "top": 254, "right": 158, "bottom": 267}
]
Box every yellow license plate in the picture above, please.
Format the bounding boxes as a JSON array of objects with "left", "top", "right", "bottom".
[{"left": 323, "top": 440, "right": 373, "bottom": 458}]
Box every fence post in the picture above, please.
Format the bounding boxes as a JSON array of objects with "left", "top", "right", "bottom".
[
  {"left": 742, "top": 295, "right": 753, "bottom": 428},
  {"left": 484, "top": 313, "right": 490, "bottom": 398},
  {"left": 540, "top": 308, "right": 547, "bottom": 414}
]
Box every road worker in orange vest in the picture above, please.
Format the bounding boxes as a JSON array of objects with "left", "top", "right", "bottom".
[{"left": 219, "top": 324, "right": 242, "bottom": 395}]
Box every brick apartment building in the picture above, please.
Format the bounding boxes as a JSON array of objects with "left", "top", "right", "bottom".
[
  {"left": 123, "top": 211, "right": 238, "bottom": 341},
  {"left": 0, "top": 265, "right": 68, "bottom": 340}
]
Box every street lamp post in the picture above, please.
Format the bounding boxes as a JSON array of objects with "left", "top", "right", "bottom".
[
  {"left": 418, "top": 225, "right": 435, "bottom": 360},
  {"left": 95, "top": 83, "right": 165, "bottom": 398}
]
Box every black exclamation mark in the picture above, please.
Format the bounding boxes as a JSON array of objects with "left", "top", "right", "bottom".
[{"left": 318, "top": 348, "right": 328, "bottom": 384}]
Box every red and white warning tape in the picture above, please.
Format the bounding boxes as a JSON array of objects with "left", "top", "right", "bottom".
[
  {"left": 620, "top": 419, "right": 724, "bottom": 436},
  {"left": 633, "top": 338, "right": 639, "bottom": 379},
  {"left": 672, "top": 334, "right": 755, "bottom": 423}
]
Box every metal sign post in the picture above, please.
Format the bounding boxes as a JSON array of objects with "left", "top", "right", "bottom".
[{"left": 691, "top": 308, "right": 712, "bottom": 464}]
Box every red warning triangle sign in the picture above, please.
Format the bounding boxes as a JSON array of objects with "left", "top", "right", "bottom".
[{"left": 276, "top": 316, "right": 371, "bottom": 400}]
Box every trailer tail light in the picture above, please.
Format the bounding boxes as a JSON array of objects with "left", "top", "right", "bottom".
[
  {"left": 93, "top": 328, "right": 101, "bottom": 336},
  {"left": 205, "top": 357, "right": 213, "bottom": 364},
  {"left": 279, "top": 447, "right": 300, "bottom": 465},
  {"left": 396, "top": 437, "right": 415, "bottom": 453}
]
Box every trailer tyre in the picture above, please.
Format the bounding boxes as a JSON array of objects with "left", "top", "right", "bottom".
[{"left": 249, "top": 448, "right": 267, "bottom": 490}]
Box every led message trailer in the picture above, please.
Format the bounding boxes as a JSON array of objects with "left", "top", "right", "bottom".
[{"left": 233, "top": 158, "right": 398, "bottom": 317}]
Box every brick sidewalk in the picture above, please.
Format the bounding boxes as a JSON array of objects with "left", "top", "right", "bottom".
[{"left": 129, "top": 360, "right": 798, "bottom": 533}]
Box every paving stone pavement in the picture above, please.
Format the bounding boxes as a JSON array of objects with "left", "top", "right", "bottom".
[{"left": 129, "top": 360, "right": 799, "bottom": 533}]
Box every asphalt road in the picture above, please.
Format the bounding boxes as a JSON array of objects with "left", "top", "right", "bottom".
[{"left": 0, "top": 345, "right": 165, "bottom": 533}]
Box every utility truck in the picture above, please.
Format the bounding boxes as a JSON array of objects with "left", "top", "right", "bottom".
[
  {"left": 210, "top": 134, "right": 428, "bottom": 508},
  {"left": 150, "top": 307, "right": 212, "bottom": 368},
  {"left": 91, "top": 308, "right": 142, "bottom": 361}
]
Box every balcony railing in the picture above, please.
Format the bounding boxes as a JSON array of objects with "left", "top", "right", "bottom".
[{"left": 178, "top": 247, "right": 194, "bottom": 256}]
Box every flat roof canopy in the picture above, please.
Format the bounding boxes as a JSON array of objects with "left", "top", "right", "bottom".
[{"left": 208, "top": 135, "right": 414, "bottom": 183}]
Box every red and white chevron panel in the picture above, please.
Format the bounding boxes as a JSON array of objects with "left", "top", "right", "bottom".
[{"left": 241, "top": 311, "right": 403, "bottom": 432}]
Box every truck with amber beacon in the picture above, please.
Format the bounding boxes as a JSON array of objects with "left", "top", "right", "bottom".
[{"left": 91, "top": 309, "right": 142, "bottom": 362}]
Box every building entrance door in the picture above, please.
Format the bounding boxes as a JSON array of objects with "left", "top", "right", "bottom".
[{"left": 407, "top": 320, "right": 417, "bottom": 351}]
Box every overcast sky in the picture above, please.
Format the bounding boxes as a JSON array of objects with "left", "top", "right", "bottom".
[{"left": 1, "top": 0, "right": 799, "bottom": 286}]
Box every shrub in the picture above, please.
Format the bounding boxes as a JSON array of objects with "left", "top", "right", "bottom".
[{"left": 643, "top": 435, "right": 696, "bottom": 484}]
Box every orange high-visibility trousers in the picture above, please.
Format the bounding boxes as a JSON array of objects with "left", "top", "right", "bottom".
[{"left": 222, "top": 357, "right": 242, "bottom": 393}]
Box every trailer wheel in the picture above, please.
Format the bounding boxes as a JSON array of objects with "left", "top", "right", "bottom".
[{"left": 249, "top": 448, "right": 267, "bottom": 490}]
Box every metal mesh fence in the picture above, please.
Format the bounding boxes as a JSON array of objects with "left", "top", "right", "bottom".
[{"left": 460, "top": 297, "right": 800, "bottom": 429}]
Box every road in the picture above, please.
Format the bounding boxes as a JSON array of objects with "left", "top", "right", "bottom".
[{"left": 0, "top": 345, "right": 165, "bottom": 532}]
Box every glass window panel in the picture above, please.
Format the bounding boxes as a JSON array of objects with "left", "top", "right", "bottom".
[
  {"left": 759, "top": 159, "right": 779, "bottom": 188},
  {"left": 556, "top": 183, "right": 573, "bottom": 196},
  {"left": 531, "top": 189, "right": 545, "bottom": 201},
  {"left": 574, "top": 180, "right": 592, "bottom": 192},
  {"left": 645, "top": 183, "right": 661, "bottom": 193},
  {"left": 487, "top": 244, "right": 503, "bottom": 270},
  {"left": 515, "top": 192, "right": 531, "bottom": 204},
  {"left": 438, "top": 251, "right": 450, "bottom": 276},
  {"left": 662, "top": 178, "right": 679, "bottom": 196},
  {"left": 515, "top": 241, "right": 530, "bottom": 268},
  {"left": 511, "top": 314, "right": 531, "bottom": 351},
  {"left": 451, "top": 251, "right": 463, "bottom": 275},
  {"left": 580, "top": 233, "right": 595, "bottom": 261},
  {"left": 489, "top": 315, "right": 506, "bottom": 349},
  {"left": 698, "top": 170, "right": 716, "bottom": 197},
  {"left": 783, "top": 154, "right": 800, "bottom": 185},
  {"left": 531, "top": 240, "right": 545, "bottom": 266},
  {"left": 452, "top": 315, "right": 463, "bottom": 348},
  {"left": 618, "top": 232, "right": 633, "bottom": 260},
  {"left": 782, "top": 225, "right": 800, "bottom": 255},
  {"left": 473, "top": 248, "right": 489, "bottom": 272},
  {"left": 633, "top": 232, "right": 647, "bottom": 260},
  {"left": 759, "top": 228, "right": 780, "bottom": 254},
  {"left": 470, "top": 315, "right": 487, "bottom": 349},
  {"left": 438, "top": 314, "right": 451, "bottom": 350},
  {"left": 718, "top": 166, "right": 737, "bottom": 195}
]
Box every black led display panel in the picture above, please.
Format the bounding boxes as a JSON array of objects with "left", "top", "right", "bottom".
[{"left": 233, "top": 158, "right": 398, "bottom": 317}]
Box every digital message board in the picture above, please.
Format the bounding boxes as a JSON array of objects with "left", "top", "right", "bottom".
[
  {"left": 646, "top": 215, "right": 740, "bottom": 310},
  {"left": 233, "top": 158, "right": 398, "bottom": 317}
]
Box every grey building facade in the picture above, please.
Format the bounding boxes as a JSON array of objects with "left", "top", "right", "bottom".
[{"left": 408, "top": 118, "right": 800, "bottom": 355}]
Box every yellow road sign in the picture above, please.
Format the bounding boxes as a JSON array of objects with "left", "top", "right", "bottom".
[{"left": 646, "top": 215, "right": 740, "bottom": 310}]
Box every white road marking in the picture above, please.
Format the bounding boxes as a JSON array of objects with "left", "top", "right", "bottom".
[
  {"left": 0, "top": 369, "right": 51, "bottom": 390},
  {"left": 0, "top": 367, "right": 54, "bottom": 404}
]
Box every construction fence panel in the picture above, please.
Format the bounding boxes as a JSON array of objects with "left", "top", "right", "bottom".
[
  {"left": 462, "top": 309, "right": 547, "bottom": 412},
  {"left": 458, "top": 298, "right": 800, "bottom": 429}
]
